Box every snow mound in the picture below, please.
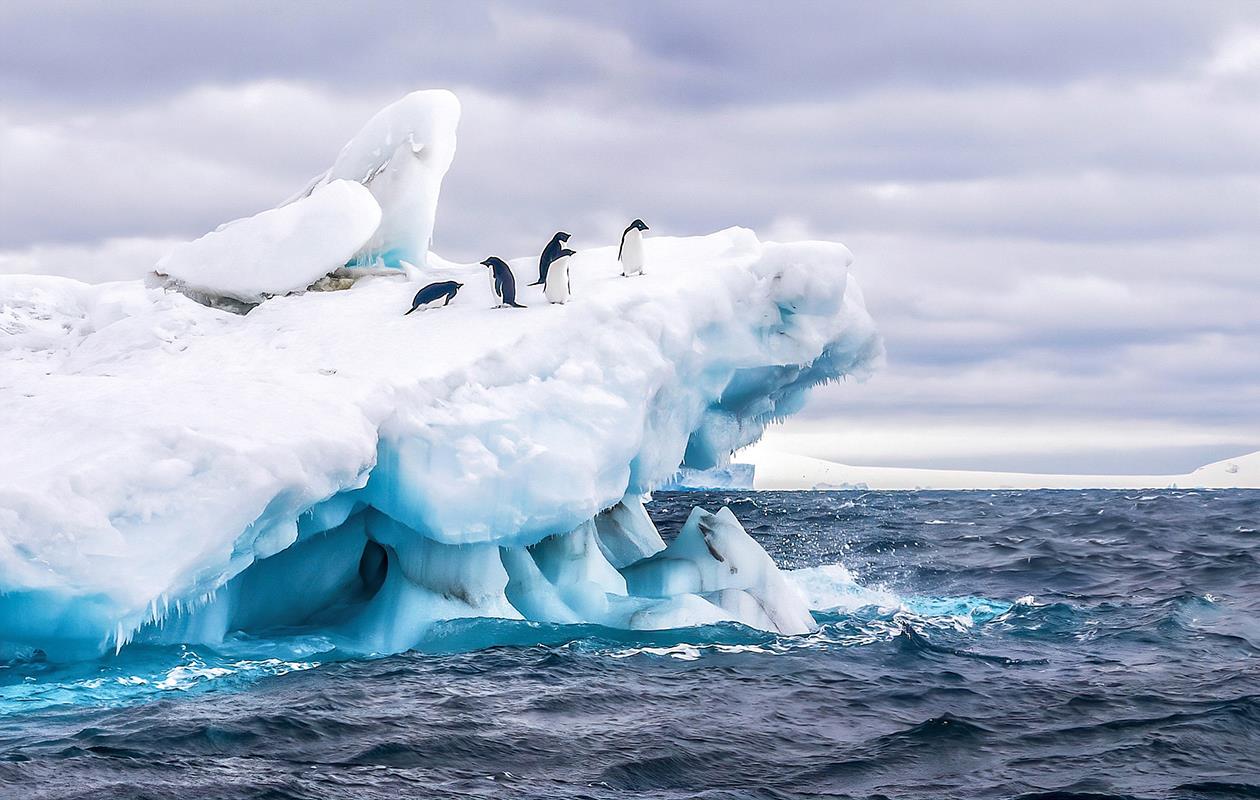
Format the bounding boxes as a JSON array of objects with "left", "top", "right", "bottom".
[
  {"left": 154, "top": 180, "right": 382, "bottom": 303},
  {"left": 288, "top": 89, "right": 460, "bottom": 271}
]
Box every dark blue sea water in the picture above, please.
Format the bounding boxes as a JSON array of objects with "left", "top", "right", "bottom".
[{"left": 2, "top": 489, "right": 1258, "bottom": 799}]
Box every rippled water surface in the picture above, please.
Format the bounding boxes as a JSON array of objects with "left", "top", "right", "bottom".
[{"left": 3, "top": 489, "right": 1259, "bottom": 799}]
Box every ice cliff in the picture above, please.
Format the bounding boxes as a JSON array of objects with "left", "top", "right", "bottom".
[{"left": 0, "top": 90, "right": 882, "bottom": 661}]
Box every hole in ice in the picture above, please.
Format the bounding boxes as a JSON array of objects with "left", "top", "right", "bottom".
[{"left": 358, "top": 540, "right": 388, "bottom": 597}]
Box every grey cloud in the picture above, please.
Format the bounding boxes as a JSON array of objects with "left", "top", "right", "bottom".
[
  {"left": 612, "top": 1, "right": 1255, "bottom": 89},
  {"left": 0, "top": 2, "right": 657, "bottom": 109},
  {"left": 3, "top": 1, "right": 1257, "bottom": 110},
  {"left": 2, "top": 3, "right": 1258, "bottom": 473},
  {"left": 5, "top": 52, "right": 1258, "bottom": 249}
]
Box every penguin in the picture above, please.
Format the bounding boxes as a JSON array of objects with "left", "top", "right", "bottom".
[
  {"left": 404, "top": 280, "right": 462, "bottom": 315},
  {"left": 529, "top": 231, "right": 571, "bottom": 286},
  {"left": 481, "top": 257, "right": 526, "bottom": 308},
  {"left": 618, "top": 219, "right": 649, "bottom": 277},
  {"left": 544, "top": 248, "right": 577, "bottom": 304}
]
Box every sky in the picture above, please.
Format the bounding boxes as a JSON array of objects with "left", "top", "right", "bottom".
[{"left": 1, "top": 1, "right": 1258, "bottom": 473}]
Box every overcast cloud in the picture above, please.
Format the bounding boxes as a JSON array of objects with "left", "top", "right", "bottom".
[{"left": 2, "top": 1, "right": 1257, "bottom": 472}]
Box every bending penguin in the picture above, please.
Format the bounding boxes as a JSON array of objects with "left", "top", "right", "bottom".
[
  {"left": 618, "top": 219, "right": 649, "bottom": 277},
  {"left": 404, "top": 280, "right": 462, "bottom": 315},
  {"left": 544, "top": 248, "right": 577, "bottom": 304},
  {"left": 530, "top": 231, "right": 571, "bottom": 286},
  {"left": 481, "top": 257, "right": 526, "bottom": 308}
]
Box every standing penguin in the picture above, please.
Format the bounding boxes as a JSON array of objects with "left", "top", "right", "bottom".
[
  {"left": 530, "top": 231, "right": 571, "bottom": 286},
  {"left": 544, "top": 248, "right": 577, "bottom": 304},
  {"left": 618, "top": 219, "right": 649, "bottom": 277},
  {"left": 481, "top": 257, "right": 526, "bottom": 308}
]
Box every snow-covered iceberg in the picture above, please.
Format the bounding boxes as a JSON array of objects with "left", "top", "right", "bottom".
[{"left": 0, "top": 89, "right": 882, "bottom": 662}]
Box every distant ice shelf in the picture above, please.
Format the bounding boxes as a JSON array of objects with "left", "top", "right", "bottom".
[
  {"left": 661, "top": 464, "right": 756, "bottom": 491},
  {"left": 152, "top": 89, "right": 461, "bottom": 305},
  {"left": 742, "top": 446, "right": 1260, "bottom": 490}
]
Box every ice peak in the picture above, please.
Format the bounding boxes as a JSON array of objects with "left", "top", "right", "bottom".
[
  {"left": 304, "top": 88, "right": 461, "bottom": 271},
  {"left": 153, "top": 89, "right": 461, "bottom": 304}
]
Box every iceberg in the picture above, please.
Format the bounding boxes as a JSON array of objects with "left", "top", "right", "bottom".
[
  {"left": 661, "top": 463, "right": 756, "bottom": 491},
  {"left": 153, "top": 179, "right": 382, "bottom": 304},
  {"left": 0, "top": 89, "right": 882, "bottom": 662}
]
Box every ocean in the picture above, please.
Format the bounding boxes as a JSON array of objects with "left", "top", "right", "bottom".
[{"left": 3, "top": 489, "right": 1258, "bottom": 799}]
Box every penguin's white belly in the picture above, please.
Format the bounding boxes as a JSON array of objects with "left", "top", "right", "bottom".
[
  {"left": 545, "top": 256, "right": 571, "bottom": 304},
  {"left": 488, "top": 269, "right": 501, "bottom": 302},
  {"left": 621, "top": 230, "right": 645, "bottom": 275}
]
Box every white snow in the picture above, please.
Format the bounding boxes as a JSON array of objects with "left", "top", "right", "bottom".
[
  {"left": 743, "top": 447, "right": 1260, "bottom": 490},
  {"left": 1, "top": 225, "right": 880, "bottom": 659},
  {"left": 288, "top": 89, "right": 460, "bottom": 271},
  {"left": 154, "top": 179, "right": 381, "bottom": 303}
]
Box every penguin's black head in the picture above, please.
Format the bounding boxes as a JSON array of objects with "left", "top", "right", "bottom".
[
  {"left": 631, "top": 219, "right": 648, "bottom": 231},
  {"left": 480, "top": 258, "right": 496, "bottom": 268},
  {"left": 556, "top": 231, "right": 571, "bottom": 242},
  {"left": 455, "top": 282, "right": 464, "bottom": 287}
]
